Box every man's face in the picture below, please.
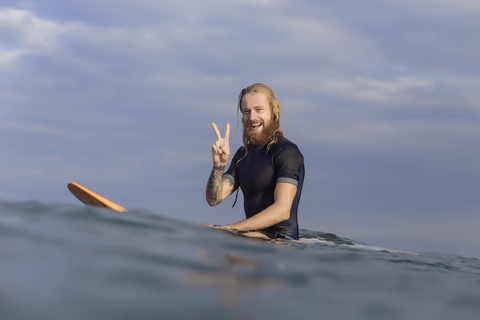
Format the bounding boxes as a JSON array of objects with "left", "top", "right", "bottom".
[{"left": 241, "top": 93, "right": 275, "bottom": 146}]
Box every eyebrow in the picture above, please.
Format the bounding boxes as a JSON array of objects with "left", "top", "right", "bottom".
[{"left": 242, "top": 105, "right": 264, "bottom": 111}]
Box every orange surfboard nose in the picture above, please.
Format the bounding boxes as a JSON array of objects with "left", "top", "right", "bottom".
[{"left": 67, "top": 182, "right": 128, "bottom": 212}]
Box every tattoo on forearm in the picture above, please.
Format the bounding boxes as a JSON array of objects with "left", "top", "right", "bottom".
[{"left": 206, "top": 165, "right": 226, "bottom": 202}]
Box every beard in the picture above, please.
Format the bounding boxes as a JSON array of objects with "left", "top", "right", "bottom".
[{"left": 243, "top": 119, "right": 279, "bottom": 146}]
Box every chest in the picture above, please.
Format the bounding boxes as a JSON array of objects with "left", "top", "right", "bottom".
[{"left": 237, "top": 148, "right": 277, "bottom": 193}]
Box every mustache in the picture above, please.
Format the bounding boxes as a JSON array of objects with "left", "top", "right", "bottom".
[{"left": 244, "top": 119, "right": 263, "bottom": 125}]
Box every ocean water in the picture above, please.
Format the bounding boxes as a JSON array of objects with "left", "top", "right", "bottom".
[{"left": 1, "top": 200, "right": 479, "bottom": 320}]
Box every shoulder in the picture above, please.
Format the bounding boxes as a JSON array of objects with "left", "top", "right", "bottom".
[
  {"left": 234, "top": 145, "right": 246, "bottom": 153},
  {"left": 272, "top": 136, "right": 304, "bottom": 178},
  {"left": 232, "top": 146, "right": 247, "bottom": 159},
  {"left": 272, "top": 136, "right": 304, "bottom": 164},
  {"left": 275, "top": 136, "right": 303, "bottom": 156}
]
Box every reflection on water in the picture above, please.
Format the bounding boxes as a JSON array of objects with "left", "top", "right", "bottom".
[{"left": 183, "top": 249, "right": 286, "bottom": 310}]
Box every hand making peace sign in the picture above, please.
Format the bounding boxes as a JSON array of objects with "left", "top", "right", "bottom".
[{"left": 211, "top": 123, "right": 230, "bottom": 167}]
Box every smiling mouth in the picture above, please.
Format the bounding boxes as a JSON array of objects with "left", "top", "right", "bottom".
[{"left": 250, "top": 122, "right": 262, "bottom": 131}]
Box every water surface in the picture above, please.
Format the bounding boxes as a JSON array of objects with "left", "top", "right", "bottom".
[{"left": 1, "top": 200, "right": 479, "bottom": 320}]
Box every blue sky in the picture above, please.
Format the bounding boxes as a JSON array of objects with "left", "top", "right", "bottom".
[{"left": 1, "top": 0, "right": 479, "bottom": 257}]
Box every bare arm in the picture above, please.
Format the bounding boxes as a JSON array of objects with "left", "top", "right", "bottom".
[
  {"left": 206, "top": 123, "right": 233, "bottom": 206},
  {"left": 206, "top": 165, "right": 234, "bottom": 206},
  {"left": 218, "top": 182, "right": 297, "bottom": 230}
]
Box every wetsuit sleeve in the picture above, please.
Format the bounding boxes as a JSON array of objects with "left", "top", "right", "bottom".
[
  {"left": 275, "top": 143, "right": 304, "bottom": 187},
  {"left": 223, "top": 147, "right": 243, "bottom": 191}
]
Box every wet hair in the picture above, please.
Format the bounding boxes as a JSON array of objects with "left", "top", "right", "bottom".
[{"left": 236, "top": 83, "right": 284, "bottom": 165}]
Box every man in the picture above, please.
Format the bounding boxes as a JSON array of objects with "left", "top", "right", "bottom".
[{"left": 206, "top": 83, "right": 304, "bottom": 240}]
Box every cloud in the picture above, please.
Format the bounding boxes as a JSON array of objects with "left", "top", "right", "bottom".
[
  {"left": 0, "top": 9, "right": 60, "bottom": 63},
  {"left": 1, "top": 1, "right": 479, "bottom": 256},
  {"left": 423, "top": 0, "right": 480, "bottom": 12}
]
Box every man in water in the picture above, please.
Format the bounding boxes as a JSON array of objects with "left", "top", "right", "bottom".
[{"left": 206, "top": 83, "right": 304, "bottom": 240}]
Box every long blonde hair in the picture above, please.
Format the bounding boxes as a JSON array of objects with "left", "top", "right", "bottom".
[{"left": 236, "top": 83, "right": 283, "bottom": 165}]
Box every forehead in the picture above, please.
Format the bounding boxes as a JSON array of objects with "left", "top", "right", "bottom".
[{"left": 241, "top": 93, "right": 269, "bottom": 110}]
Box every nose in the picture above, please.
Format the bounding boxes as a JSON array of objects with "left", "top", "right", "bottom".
[{"left": 248, "top": 110, "right": 259, "bottom": 122}]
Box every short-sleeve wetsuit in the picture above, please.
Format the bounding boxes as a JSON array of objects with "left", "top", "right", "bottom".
[{"left": 223, "top": 134, "right": 304, "bottom": 240}]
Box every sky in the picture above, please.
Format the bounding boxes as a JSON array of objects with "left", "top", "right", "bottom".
[{"left": 1, "top": 0, "right": 479, "bottom": 258}]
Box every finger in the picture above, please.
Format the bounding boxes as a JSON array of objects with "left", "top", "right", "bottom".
[
  {"left": 224, "top": 123, "right": 230, "bottom": 142},
  {"left": 212, "top": 144, "right": 219, "bottom": 154},
  {"left": 218, "top": 143, "right": 228, "bottom": 155},
  {"left": 214, "top": 141, "right": 223, "bottom": 154},
  {"left": 211, "top": 123, "right": 222, "bottom": 140}
]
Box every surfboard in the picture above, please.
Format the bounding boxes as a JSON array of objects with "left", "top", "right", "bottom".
[{"left": 67, "top": 182, "right": 128, "bottom": 212}]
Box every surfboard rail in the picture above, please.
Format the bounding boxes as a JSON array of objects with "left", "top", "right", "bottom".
[{"left": 67, "top": 182, "right": 128, "bottom": 212}]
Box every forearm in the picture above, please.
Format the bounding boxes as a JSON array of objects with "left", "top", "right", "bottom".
[
  {"left": 226, "top": 202, "right": 291, "bottom": 231},
  {"left": 206, "top": 165, "right": 226, "bottom": 206},
  {"left": 221, "top": 182, "right": 296, "bottom": 231}
]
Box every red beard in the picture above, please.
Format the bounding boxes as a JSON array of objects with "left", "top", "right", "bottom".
[{"left": 243, "top": 119, "right": 278, "bottom": 146}]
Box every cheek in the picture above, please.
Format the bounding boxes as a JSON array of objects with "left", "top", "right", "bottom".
[{"left": 264, "top": 113, "right": 273, "bottom": 123}]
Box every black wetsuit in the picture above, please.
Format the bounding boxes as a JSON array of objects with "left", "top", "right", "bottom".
[{"left": 224, "top": 134, "right": 304, "bottom": 240}]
